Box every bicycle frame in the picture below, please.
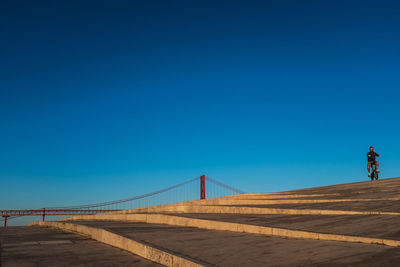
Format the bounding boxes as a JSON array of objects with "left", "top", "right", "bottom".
[{"left": 370, "top": 163, "right": 378, "bottom": 181}]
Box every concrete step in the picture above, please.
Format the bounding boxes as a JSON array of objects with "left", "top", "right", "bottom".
[
  {"left": 41, "top": 220, "right": 400, "bottom": 267},
  {"left": 0, "top": 225, "right": 162, "bottom": 267},
  {"left": 58, "top": 213, "right": 400, "bottom": 247}
]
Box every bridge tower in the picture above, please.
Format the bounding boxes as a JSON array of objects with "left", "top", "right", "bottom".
[{"left": 200, "top": 175, "right": 206, "bottom": 200}]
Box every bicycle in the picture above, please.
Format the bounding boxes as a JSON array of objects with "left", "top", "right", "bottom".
[{"left": 370, "top": 162, "right": 379, "bottom": 181}]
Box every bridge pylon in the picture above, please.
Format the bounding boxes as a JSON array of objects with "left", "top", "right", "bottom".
[
  {"left": 200, "top": 175, "right": 206, "bottom": 200},
  {"left": 3, "top": 215, "right": 9, "bottom": 227}
]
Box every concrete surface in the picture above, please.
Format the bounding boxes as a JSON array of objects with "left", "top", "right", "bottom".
[
  {"left": 124, "top": 203, "right": 400, "bottom": 215},
  {"left": 68, "top": 220, "right": 400, "bottom": 267},
  {"left": 0, "top": 226, "right": 161, "bottom": 267},
  {"left": 6, "top": 177, "right": 400, "bottom": 266},
  {"left": 30, "top": 221, "right": 207, "bottom": 267},
  {"left": 166, "top": 213, "right": 400, "bottom": 240},
  {"left": 61, "top": 212, "right": 400, "bottom": 246}
]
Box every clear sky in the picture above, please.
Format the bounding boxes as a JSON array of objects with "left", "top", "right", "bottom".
[{"left": 1, "top": 0, "right": 400, "bottom": 210}]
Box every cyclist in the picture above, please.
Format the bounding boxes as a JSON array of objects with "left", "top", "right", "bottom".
[{"left": 367, "top": 146, "right": 380, "bottom": 177}]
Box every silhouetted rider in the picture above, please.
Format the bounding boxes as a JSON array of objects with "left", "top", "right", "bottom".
[{"left": 367, "top": 146, "right": 380, "bottom": 177}]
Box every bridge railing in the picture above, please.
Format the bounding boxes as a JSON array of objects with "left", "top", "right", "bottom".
[{"left": 1, "top": 174, "right": 244, "bottom": 227}]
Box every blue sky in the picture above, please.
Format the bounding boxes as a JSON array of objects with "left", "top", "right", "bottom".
[{"left": 1, "top": 1, "right": 400, "bottom": 211}]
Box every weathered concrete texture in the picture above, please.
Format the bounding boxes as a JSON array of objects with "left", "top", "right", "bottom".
[
  {"left": 68, "top": 220, "right": 400, "bottom": 267},
  {"left": 19, "top": 177, "right": 400, "bottom": 266},
  {"left": 166, "top": 213, "right": 400, "bottom": 240},
  {"left": 126, "top": 204, "right": 400, "bottom": 216},
  {"left": 282, "top": 177, "right": 400, "bottom": 197},
  {"left": 0, "top": 226, "right": 161, "bottom": 267},
  {"left": 60, "top": 213, "right": 400, "bottom": 247},
  {"left": 235, "top": 200, "right": 400, "bottom": 212},
  {"left": 58, "top": 178, "right": 400, "bottom": 249},
  {"left": 29, "top": 221, "right": 207, "bottom": 267},
  {"left": 222, "top": 193, "right": 341, "bottom": 199},
  {"left": 172, "top": 198, "right": 400, "bottom": 206},
  {"left": 123, "top": 178, "right": 400, "bottom": 215}
]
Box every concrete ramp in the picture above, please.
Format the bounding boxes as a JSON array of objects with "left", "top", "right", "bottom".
[{"left": 30, "top": 177, "right": 400, "bottom": 266}]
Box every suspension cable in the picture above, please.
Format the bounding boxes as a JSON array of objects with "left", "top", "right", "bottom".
[
  {"left": 205, "top": 176, "right": 246, "bottom": 194},
  {"left": 46, "top": 176, "right": 200, "bottom": 210}
]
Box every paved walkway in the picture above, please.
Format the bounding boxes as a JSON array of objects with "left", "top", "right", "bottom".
[
  {"left": 71, "top": 220, "right": 400, "bottom": 266},
  {"left": 0, "top": 226, "right": 161, "bottom": 267}
]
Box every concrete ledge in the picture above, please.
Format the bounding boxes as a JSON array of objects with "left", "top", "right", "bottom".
[
  {"left": 29, "top": 221, "right": 207, "bottom": 267},
  {"left": 141, "top": 196, "right": 400, "bottom": 208},
  {"left": 222, "top": 193, "right": 340, "bottom": 199},
  {"left": 182, "top": 198, "right": 400, "bottom": 206},
  {"left": 60, "top": 213, "right": 400, "bottom": 247},
  {"left": 123, "top": 205, "right": 400, "bottom": 216},
  {"left": 129, "top": 193, "right": 342, "bottom": 209}
]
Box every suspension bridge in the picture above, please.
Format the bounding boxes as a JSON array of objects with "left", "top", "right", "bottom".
[
  {"left": 4, "top": 177, "right": 400, "bottom": 266},
  {"left": 0, "top": 175, "right": 245, "bottom": 227}
]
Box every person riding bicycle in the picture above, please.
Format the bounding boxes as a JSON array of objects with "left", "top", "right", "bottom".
[{"left": 367, "top": 146, "right": 380, "bottom": 177}]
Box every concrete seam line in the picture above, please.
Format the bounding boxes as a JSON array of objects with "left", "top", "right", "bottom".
[
  {"left": 119, "top": 200, "right": 400, "bottom": 215},
  {"left": 29, "top": 221, "right": 208, "bottom": 267},
  {"left": 59, "top": 214, "right": 400, "bottom": 247},
  {"left": 226, "top": 193, "right": 340, "bottom": 198},
  {"left": 119, "top": 194, "right": 341, "bottom": 213},
  {"left": 189, "top": 198, "right": 400, "bottom": 205},
  {"left": 113, "top": 205, "right": 400, "bottom": 216},
  {"left": 142, "top": 214, "right": 400, "bottom": 247}
]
